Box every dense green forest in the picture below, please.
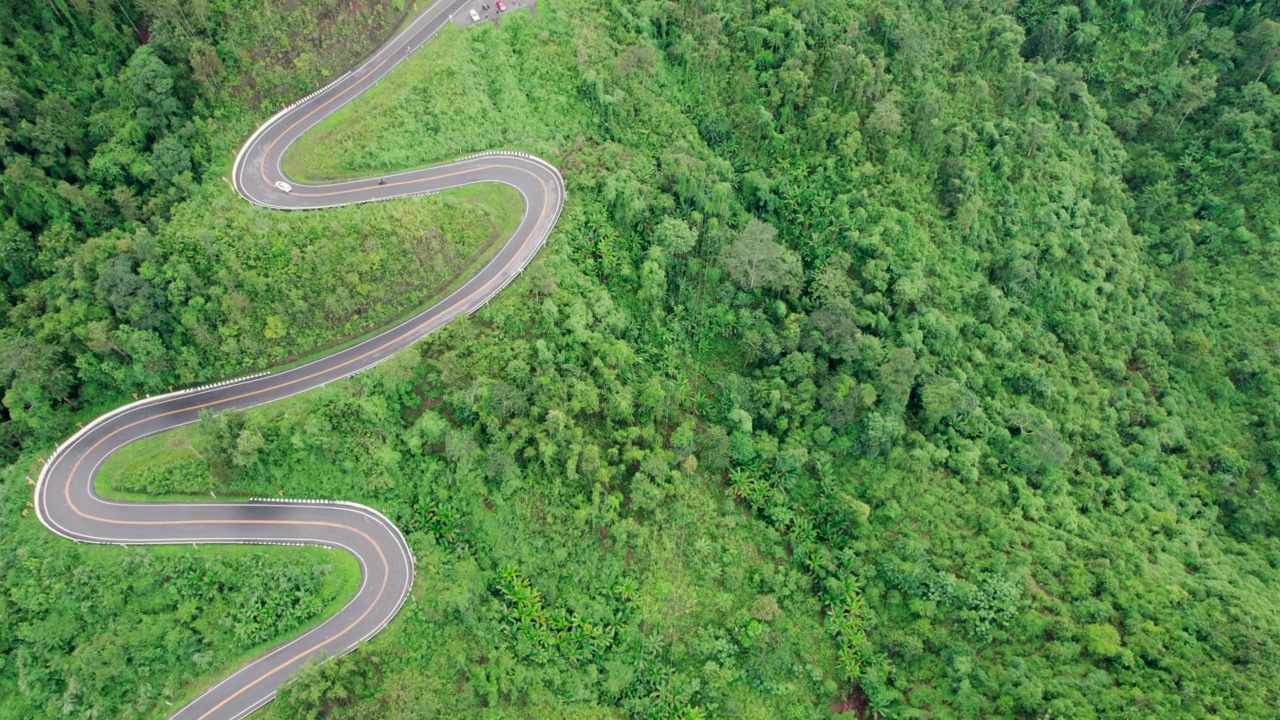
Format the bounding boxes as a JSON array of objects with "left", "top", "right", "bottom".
[
  {"left": 0, "top": 0, "right": 517, "bottom": 459},
  {"left": 5, "top": 0, "right": 1280, "bottom": 718}
]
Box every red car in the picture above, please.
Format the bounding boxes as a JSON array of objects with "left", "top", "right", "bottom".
[{"left": 495, "top": 0, "right": 506, "bottom": 10}]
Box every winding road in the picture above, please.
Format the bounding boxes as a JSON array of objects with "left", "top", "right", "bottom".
[{"left": 33, "top": 2, "right": 563, "bottom": 718}]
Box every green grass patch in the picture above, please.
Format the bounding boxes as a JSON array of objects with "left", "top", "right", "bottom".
[
  {"left": 256, "top": 182, "right": 522, "bottom": 376},
  {"left": 96, "top": 389, "right": 320, "bottom": 502},
  {"left": 129, "top": 178, "right": 524, "bottom": 391},
  {"left": 283, "top": 13, "right": 558, "bottom": 182},
  {"left": 95, "top": 430, "right": 215, "bottom": 501}
]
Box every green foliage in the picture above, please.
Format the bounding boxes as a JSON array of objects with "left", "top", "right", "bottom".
[
  {"left": 0, "top": 0, "right": 464, "bottom": 460},
  {"left": 719, "top": 219, "right": 803, "bottom": 295},
  {"left": 0, "top": 457, "right": 357, "bottom": 720},
  {"left": 10, "top": 0, "right": 1280, "bottom": 718},
  {"left": 275, "top": 651, "right": 376, "bottom": 720},
  {"left": 260, "top": 0, "right": 1280, "bottom": 716},
  {"left": 101, "top": 320, "right": 845, "bottom": 715}
]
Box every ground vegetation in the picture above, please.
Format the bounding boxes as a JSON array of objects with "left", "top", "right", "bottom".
[{"left": 6, "top": 0, "right": 1280, "bottom": 718}]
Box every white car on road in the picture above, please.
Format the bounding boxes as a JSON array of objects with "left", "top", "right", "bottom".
[
  {"left": 469, "top": 9, "right": 480, "bottom": 21},
  {"left": 275, "top": 180, "right": 292, "bottom": 193}
]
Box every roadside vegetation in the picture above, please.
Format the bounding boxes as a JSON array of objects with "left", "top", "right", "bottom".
[
  {"left": 5, "top": 0, "right": 1280, "bottom": 718},
  {"left": 282, "top": 25, "right": 522, "bottom": 180},
  {"left": 0, "top": 535, "right": 358, "bottom": 720},
  {"left": 0, "top": 1, "right": 508, "bottom": 718}
]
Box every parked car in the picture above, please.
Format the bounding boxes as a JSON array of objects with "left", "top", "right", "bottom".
[
  {"left": 495, "top": 0, "right": 506, "bottom": 11},
  {"left": 469, "top": 8, "right": 480, "bottom": 21},
  {"left": 275, "top": 180, "right": 292, "bottom": 193}
]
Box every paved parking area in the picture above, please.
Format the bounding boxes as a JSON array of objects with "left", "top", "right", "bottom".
[{"left": 452, "top": 0, "right": 536, "bottom": 27}]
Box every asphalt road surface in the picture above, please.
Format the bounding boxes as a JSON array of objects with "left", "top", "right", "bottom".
[{"left": 34, "top": 0, "right": 563, "bottom": 718}]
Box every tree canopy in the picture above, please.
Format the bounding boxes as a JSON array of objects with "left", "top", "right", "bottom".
[{"left": 6, "top": 0, "right": 1280, "bottom": 718}]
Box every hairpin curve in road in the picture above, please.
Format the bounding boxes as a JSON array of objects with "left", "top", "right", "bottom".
[{"left": 33, "top": 1, "right": 563, "bottom": 718}]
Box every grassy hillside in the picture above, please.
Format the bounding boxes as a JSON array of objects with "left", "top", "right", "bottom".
[
  {"left": 6, "top": 0, "right": 1280, "bottom": 718},
  {"left": 262, "top": 0, "right": 1280, "bottom": 717}
]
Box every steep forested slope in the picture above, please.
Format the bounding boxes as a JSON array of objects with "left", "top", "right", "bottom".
[
  {"left": 0, "top": 0, "right": 509, "bottom": 460},
  {"left": 4, "top": 0, "right": 1280, "bottom": 718},
  {"left": 260, "top": 1, "right": 1280, "bottom": 716},
  {"left": 0, "top": 2, "right": 510, "bottom": 718}
]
